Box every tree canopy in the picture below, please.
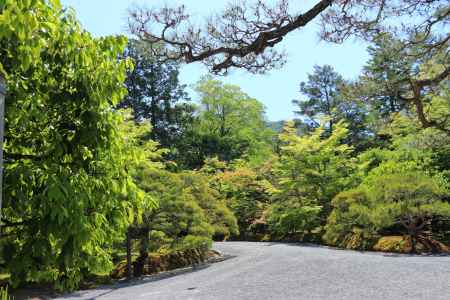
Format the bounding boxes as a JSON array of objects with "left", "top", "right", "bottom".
[
  {"left": 119, "top": 39, "right": 193, "bottom": 148},
  {"left": 0, "top": 0, "right": 152, "bottom": 290},
  {"left": 174, "top": 77, "right": 275, "bottom": 168}
]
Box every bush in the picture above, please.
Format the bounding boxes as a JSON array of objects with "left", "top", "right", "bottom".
[
  {"left": 212, "top": 164, "right": 272, "bottom": 239},
  {"left": 180, "top": 172, "right": 239, "bottom": 240},
  {"left": 132, "top": 167, "right": 214, "bottom": 253},
  {"left": 323, "top": 189, "right": 377, "bottom": 250},
  {"left": 268, "top": 121, "right": 355, "bottom": 241},
  {"left": 324, "top": 166, "right": 450, "bottom": 253},
  {"left": 267, "top": 202, "right": 321, "bottom": 240}
]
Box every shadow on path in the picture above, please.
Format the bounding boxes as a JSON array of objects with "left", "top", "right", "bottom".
[
  {"left": 59, "top": 255, "right": 236, "bottom": 300},
  {"left": 258, "top": 241, "right": 449, "bottom": 258}
]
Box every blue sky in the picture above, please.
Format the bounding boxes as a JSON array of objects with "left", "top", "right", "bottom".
[{"left": 60, "top": 0, "right": 370, "bottom": 121}]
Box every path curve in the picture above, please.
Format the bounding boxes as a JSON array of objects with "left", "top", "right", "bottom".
[{"left": 58, "top": 242, "right": 450, "bottom": 300}]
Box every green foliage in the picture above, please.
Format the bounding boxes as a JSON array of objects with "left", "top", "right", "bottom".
[
  {"left": 178, "top": 77, "right": 275, "bottom": 168},
  {"left": 273, "top": 121, "right": 355, "bottom": 216},
  {"left": 267, "top": 202, "right": 321, "bottom": 238},
  {"left": 324, "top": 188, "right": 379, "bottom": 249},
  {"left": 259, "top": 121, "right": 355, "bottom": 240},
  {"left": 365, "top": 172, "right": 449, "bottom": 228},
  {"left": 360, "top": 34, "right": 413, "bottom": 118},
  {"left": 293, "top": 65, "right": 345, "bottom": 132},
  {"left": 179, "top": 171, "right": 239, "bottom": 240},
  {"left": 1, "top": 0, "right": 449, "bottom": 288},
  {"left": 293, "top": 65, "right": 371, "bottom": 151},
  {"left": 117, "top": 110, "right": 163, "bottom": 218},
  {"left": 359, "top": 114, "right": 450, "bottom": 178},
  {"left": 211, "top": 162, "right": 273, "bottom": 239},
  {"left": 131, "top": 161, "right": 238, "bottom": 253},
  {"left": 325, "top": 115, "right": 450, "bottom": 250},
  {"left": 0, "top": 0, "right": 149, "bottom": 290},
  {"left": 358, "top": 33, "right": 450, "bottom": 133},
  {"left": 133, "top": 167, "right": 214, "bottom": 252},
  {"left": 325, "top": 165, "right": 450, "bottom": 251},
  {"left": 0, "top": 286, "right": 10, "bottom": 300},
  {"left": 119, "top": 39, "right": 193, "bottom": 150}
]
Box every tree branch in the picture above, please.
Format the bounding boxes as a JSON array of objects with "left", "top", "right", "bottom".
[
  {"left": 129, "top": 0, "right": 333, "bottom": 74},
  {"left": 416, "top": 65, "right": 450, "bottom": 88}
]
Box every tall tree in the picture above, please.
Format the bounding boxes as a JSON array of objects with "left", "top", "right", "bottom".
[
  {"left": 0, "top": 0, "right": 151, "bottom": 290},
  {"left": 180, "top": 78, "right": 275, "bottom": 168},
  {"left": 357, "top": 33, "right": 450, "bottom": 135},
  {"left": 359, "top": 36, "right": 412, "bottom": 118},
  {"left": 270, "top": 120, "right": 355, "bottom": 237},
  {"left": 293, "top": 65, "right": 345, "bottom": 133},
  {"left": 293, "top": 65, "right": 371, "bottom": 150},
  {"left": 119, "top": 39, "right": 193, "bottom": 148}
]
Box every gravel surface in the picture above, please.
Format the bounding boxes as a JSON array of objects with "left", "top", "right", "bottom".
[{"left": 57, "top": 242, "right": 450, "bottom": 300}]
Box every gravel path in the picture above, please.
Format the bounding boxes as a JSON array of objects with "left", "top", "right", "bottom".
[{"left": 57, "top": 242, "right": 450, "bottom": 300}]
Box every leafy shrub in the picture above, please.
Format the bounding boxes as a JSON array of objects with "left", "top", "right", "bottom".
[
  {"left": 180, "top": 171, "right": 239, "bottom": 240},
  {"left": 268, "top": 121, "right": 355, "bottom": 240},
  {"left": 212, "top": 164, "right": 273, "bottom": 239},
  {"left": 267, "top": 201, "right": 321, "bottom": 240},
  {"left": 133, "top": 167, "right": 214, "bottom": 252},
  {"left": 324, "top": 166, "right": 450, "bottom": 252},
  {"left": 323, "top": 189, "right": 377, "bottom": 249}
]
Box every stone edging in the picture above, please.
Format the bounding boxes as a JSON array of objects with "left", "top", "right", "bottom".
[{"left": 117, "top": 250, "right": 232, "bottom": 285}]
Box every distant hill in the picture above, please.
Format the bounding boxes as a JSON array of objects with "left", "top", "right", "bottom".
[
  {"left": 267, "top": 119, "right": 313, "bottom": 136},
  {"left": 266, "top": 120, "right": 285, "bottom": 133}
]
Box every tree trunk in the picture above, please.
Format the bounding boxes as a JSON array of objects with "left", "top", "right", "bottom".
[
  {"left": 126, "top": 228, "right": 132, "bottom": 280},
  {"left": 134, "top": 229, "right": 150, "bottom": 277},
  {"left": 409, "top": 232, "right": 417, "bottom": 254}
]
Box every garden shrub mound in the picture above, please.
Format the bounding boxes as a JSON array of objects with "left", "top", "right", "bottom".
[
  {"left": 111, "top": 248, "right": 220, "bottom": 279},
  {"left": 373, "top": 236, "right": 449, "bottom": 254},
  {"left": 340, "top": 229, "right": 374, "bottom": 250}
]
